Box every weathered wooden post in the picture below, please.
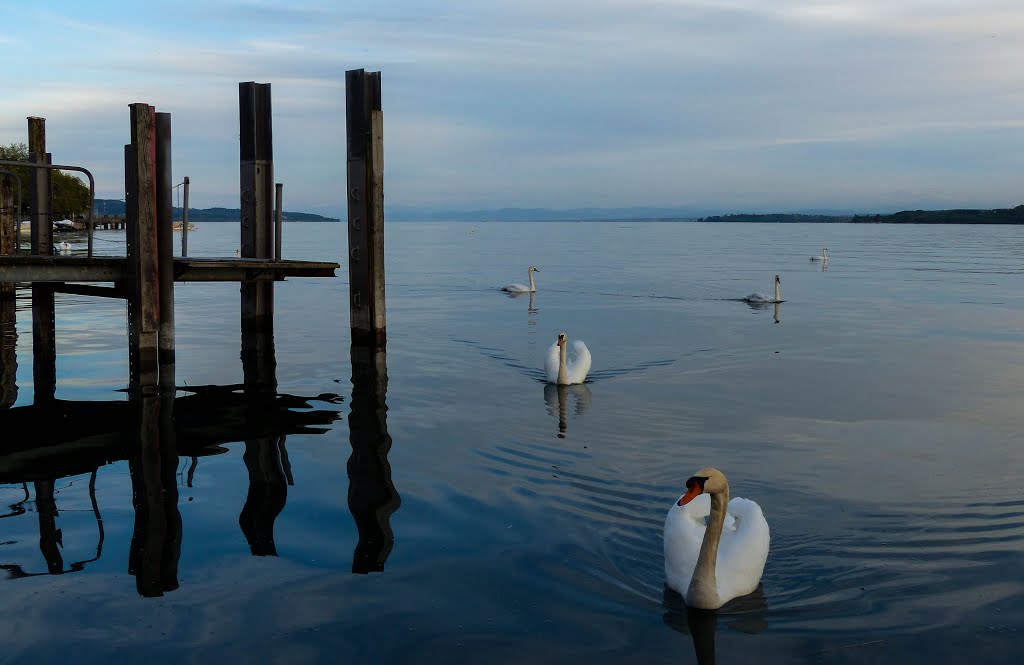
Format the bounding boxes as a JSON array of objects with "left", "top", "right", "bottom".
[
  {"left": 27, "top": 117, "right": 52, "bottom": 256},
  {"left": 155, "top": 112, "right": 175, "bottom": 390},
  {"left": 181, "top": 176, "right": 190, "bottom": 257},
  {"left": 0, "top": 176, "right": 15, "bottom": 408},
  {"left": 274, "top": 182, "right": 283, "bottom": 260},
  {"left": 348, "top": 346, "right": 400, "bottom": 573},
  {"left": 346, "top": 69, "right": 386, "bottom": 349},
  {"left": 28, "top": 118, "right": 56, "bottom": 404},
  {"left": 239, "top": 82, "right": 275, "bottom": 334},
  {"left": 125, "top": 103, "right": 160, "bottom": 391}
]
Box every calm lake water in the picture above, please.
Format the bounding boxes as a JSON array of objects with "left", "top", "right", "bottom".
[{"left": 1, "top": 221, "right": 1023, "bottom": 664}]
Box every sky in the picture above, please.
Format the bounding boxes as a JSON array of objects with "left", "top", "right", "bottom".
[{"left": 1, "top": 0, "right": 1023, "bottom": 216}]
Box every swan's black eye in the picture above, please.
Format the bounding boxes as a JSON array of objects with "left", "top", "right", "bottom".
[{"left": 685, "top": 476, "right": 709, "bottom": 491}]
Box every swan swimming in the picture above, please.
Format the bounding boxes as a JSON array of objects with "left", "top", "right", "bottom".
[
  {"left": 545, "top": 332, "right": 591, "bottom": 385},
  {"left": 742, "top": 274, "right": 783, "bottom": 304},
  {"left": 502, "top": 266, "right": 538, "bottom": 293},
  {"left": 57, "top": 241, "right": 71, "bottom": 253},
  {"left": 664, "top": 467, "right": 770, "bottom": 610},
  {"left": 810, "top": 247, "right": 828, "bottom": 262}
]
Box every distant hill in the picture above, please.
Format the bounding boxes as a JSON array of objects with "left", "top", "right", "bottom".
[
  {"left": 699, "top": 213, "right": 853, "bottom": 223},
  {"left": 851, "top": 205, "right": 1024, "bottom": 224},
  {"left": 93, "top": 198, "right": 340, "bottom": 223}
]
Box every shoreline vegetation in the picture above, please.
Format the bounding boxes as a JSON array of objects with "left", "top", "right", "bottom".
[{"left": 700, "top": 204, "right": 1024, "bottom": 224}]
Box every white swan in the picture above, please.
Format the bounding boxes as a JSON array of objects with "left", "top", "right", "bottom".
[
  {"left": 742, "top": 274, "right": 783, "bottom": 304},
  {"left": 57, "top": 241, "right": 71, "bottom": 253},
  {"left": 664, "top": 467, "right": 770, "bottom": 610},
  {"left": 544, "top": 332, "right": 591, "bottom": 385},
  {"left": 501, "top": 266, "right": 538, "bottom": 293},
  {"left": 810, "top": 247, "right": 828, "bottom": 262}
]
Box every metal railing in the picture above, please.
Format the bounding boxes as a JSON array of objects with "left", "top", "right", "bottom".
[{"left": 0, "top": 159, "right": 96, "bottom": 257}]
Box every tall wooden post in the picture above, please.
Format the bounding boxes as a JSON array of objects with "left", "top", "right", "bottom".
[
  {"left": 181, "top": 176, "right": 190, "bottom": 257},
  {"left": 27, "top": 117, "right": 51, "bottom": 256},
  {"left": 155, "top": 112, "right": 175, "bottom": 390},
  {"left": 239, "top": 82, "right": 275, "bottom": 333},
  {"left": 0, "top": 177, "right": 15, "bottom": 407},
  {"left": 126, "top": 103, "right": 160, "bottom": 392},
  {"left": 346, "top": 69, "right": 386, "bottom": 349},
  {"left": 274, "top": 182, "right": 283, "bottom": 260}
]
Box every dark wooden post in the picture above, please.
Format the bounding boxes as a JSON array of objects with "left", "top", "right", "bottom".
[
  {"left": 239, "top": 82, "right": 275, "bottom": 333},
  {"left": 181, "top": 176, "right": 190, "bottom": 257},
  {"left": 155, "top": 112, "right": 175, "bottom": 389},
  {"left": 274, "top": 182, "right": 283, "bottom": 260},
  {"left": 346, "top": 70, "right": 386, "bottom": 348},
  {"left": 0, "top": 175, "right": 15, "bottom": 407},
  {"left": 347, "top": 346, "right": 400, "bottom": 573},
  {"left": 27, "top": 117, "right": 51, "bottom": 256},
  {"left": 126, "top": 103, "right": 160, "bottom": 391},
  {"left": 0, "top": 176, "right": 14, "bottom": 301}
]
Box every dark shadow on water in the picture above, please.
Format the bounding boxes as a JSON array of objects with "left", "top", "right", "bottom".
[
  {"left": 662, "top": 584, "right": 769, "bottom": 665},
  {"left": 348, "top": 346, "right": 401, "bottom": 574}
]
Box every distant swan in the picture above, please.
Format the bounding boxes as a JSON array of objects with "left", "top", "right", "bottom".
[
  {"left": 810, "top": 247, "right": 828, "bottom": 262},
  {"left": 664, "top": 467, "right": 770, "bottom": 610},
  {"left": 502, "top": 266, "right": 538, "bottom": 293},
  {"left": 57, "top": 241, "right": 71, "bottom": 253},
  {"left": 742, "top": 274, "right": 783, "bottom": 304},
  {"left": 545, "top": 332, "right": 591, "bottom": 385}
]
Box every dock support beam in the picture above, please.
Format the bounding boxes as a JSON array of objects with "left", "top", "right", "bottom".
[
  {"left": 345, "top": 69, "right": 386, "bottom": 349},
  {"left": 0, "top": 174, "right": 15, "bottom": 408},
  {"left": 27, "top": 117, "right": 56, "bottom": 404},
  {"left": 155, "top": 112, "right": 175, "bottom": 389},
  {"left": 126, "top": 103, "right": 160, "bottom": 392}
]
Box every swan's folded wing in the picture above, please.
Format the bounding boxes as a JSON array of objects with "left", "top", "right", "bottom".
[
  {"left": 567, "top": 340, "right": 592, "bottom": 383},
  {"left": 716, "top": 497, "right": 770, "bottom": 603},
  {"left": 544, "top": 342, "right": 561, "bottom": 383}
]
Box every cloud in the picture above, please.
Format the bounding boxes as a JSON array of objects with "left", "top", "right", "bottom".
[{"left": 2, "top": 1, "right": 1023, "bottom": 211}]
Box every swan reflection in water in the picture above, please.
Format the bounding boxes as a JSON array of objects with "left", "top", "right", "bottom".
[
  {"left": 544, "top": 382, "right": 591, "bottom": 438},
  {"left": 744, "top": 300, "right": 782, "bottom": 324},
  {"left": 662, "top": 585, "right": 769, "bottom": 665}
]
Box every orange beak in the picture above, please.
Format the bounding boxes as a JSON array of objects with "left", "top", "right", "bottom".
[{"left": 678, "top": 485, "right": 702, "bottom": 506}]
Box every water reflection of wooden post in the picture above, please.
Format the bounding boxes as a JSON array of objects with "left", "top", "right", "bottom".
[
  {"left": 125, "top": 103, "right": 160, "bottom": 391},
  {"left": 346, "top": 69, "right": 386, "bottom": 349},
  {"left": 128, "top": 394, "right": 182, "bottom": 597},
  {"left": 348, "top": 346, "right": 400, "bottom": 573},
  {"left": 34, "top": 479, "right": 63, "bottom": 574}
]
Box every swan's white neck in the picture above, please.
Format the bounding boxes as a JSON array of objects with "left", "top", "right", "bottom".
[
  {"left": 687, "top": 487, "right": 729, "bottom": 609},
  {"left": 774, "top": 279, "right": 781, "bottom": 303},
  {"left": 528, "top": 269, "right": 536, "bottom": 292},
  {"left": 557, "top": 342, "right": 568, "bottom": 385}
]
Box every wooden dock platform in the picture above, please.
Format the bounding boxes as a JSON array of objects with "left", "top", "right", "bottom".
[{"left": 0, "top": 255, "right": 338, "bottom": 283}]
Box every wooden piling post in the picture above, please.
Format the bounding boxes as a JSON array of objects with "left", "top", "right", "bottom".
[
  {"left": 155, "top": 112, "right": 175, "bottom": 389},
  {"left": 27, "top": 117, "right": 52, "bottom": 256},
  {"left": 126, "top": 103, "right": 160, "bottom": 391},
  {"left": 345, "top": 69, "right": 386, "bottom": 349},
  {"left": 181, "top": 176, "right": 190, "bottom": 257},
  {"left": 0, "top": 175, "right": 15, "bottom": 408},
  {"left": 239, "top": 82, "right": 275, "bottom": 333},
  {"left": 274, "top": 182, "right": 283, "bottom": 260},
  {"left": 0, "top": 176, "right": 14, "bottom": 299}
]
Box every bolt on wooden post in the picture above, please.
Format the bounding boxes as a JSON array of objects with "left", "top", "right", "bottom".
[{"left": 346, "top": 69, "right": 386, "bottom": 349}]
